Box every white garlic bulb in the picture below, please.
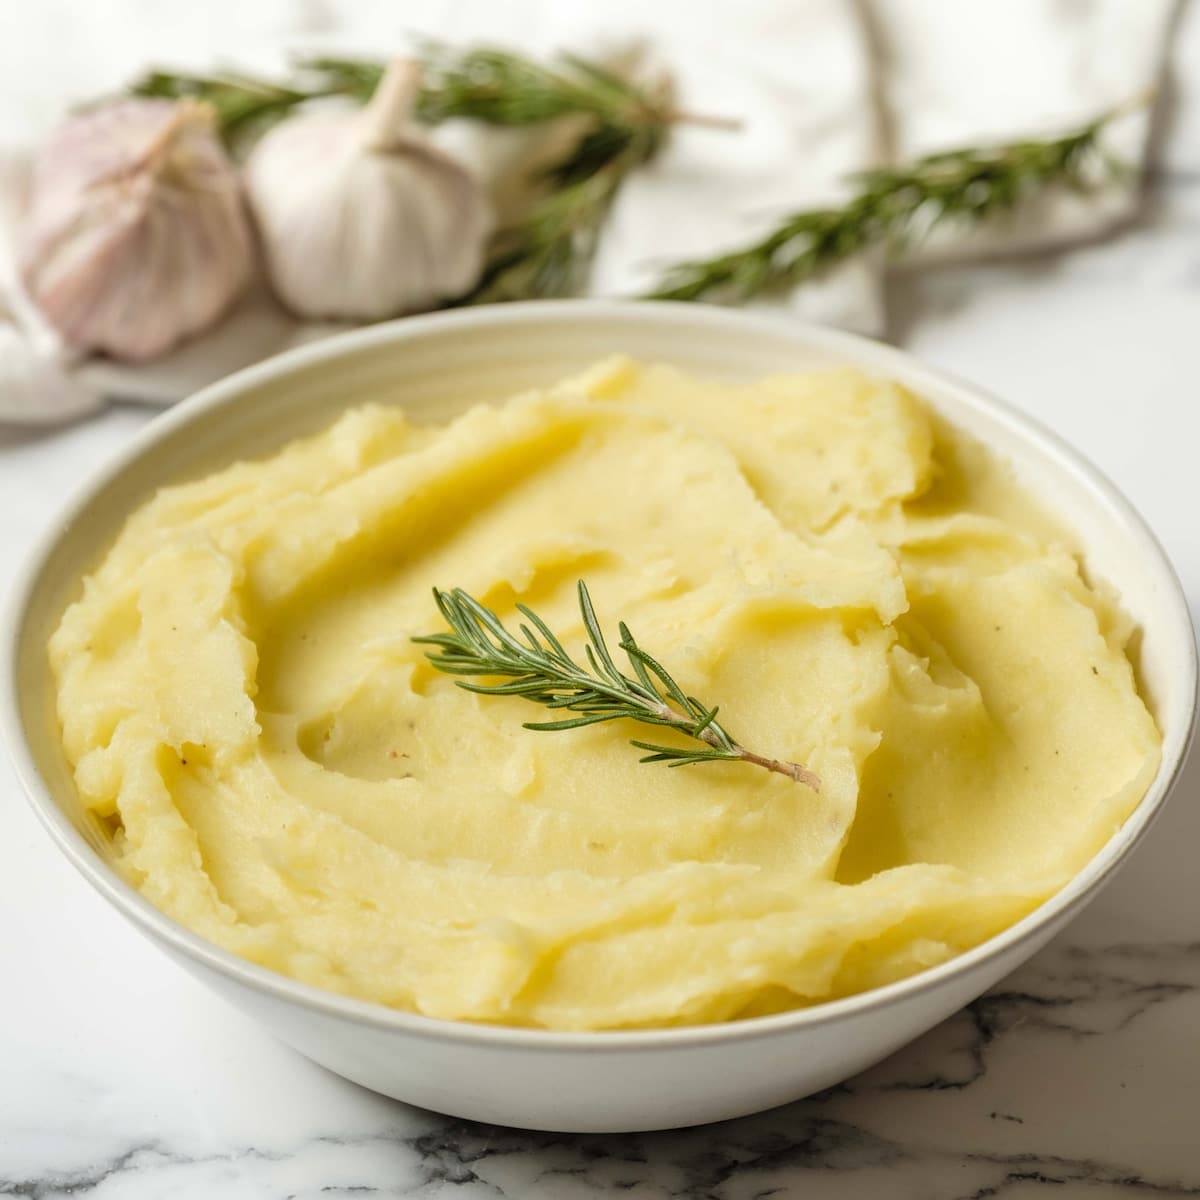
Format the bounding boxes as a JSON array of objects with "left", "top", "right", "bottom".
[
  {"left": 19, "top": 99, "right": 253, "bottom": 363},
  {"left": 244, "top": 59, "right": 492, "bottom": 320}
]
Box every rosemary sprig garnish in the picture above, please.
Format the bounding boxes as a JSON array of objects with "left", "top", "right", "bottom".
[
  {"left": 644, "top": 108, "right": 1124, "bottom": 303},
  {"left": 413, "top": 581, "right": 820, "bottom": 789}
]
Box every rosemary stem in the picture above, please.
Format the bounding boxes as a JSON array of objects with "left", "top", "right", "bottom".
[
  {"left": 664, "top": 108, "right": 744, "bottom": 131},
  {"left": 648, "top": 698, "right": 821, "bottom": 790},
  {"left": 737, "top": 748, "right": 823, "bottom": 790}
]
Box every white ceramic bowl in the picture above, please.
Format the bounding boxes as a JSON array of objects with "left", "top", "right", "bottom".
[{"left": 4, "top": 302, "right": 1195, "bottom": 1133}]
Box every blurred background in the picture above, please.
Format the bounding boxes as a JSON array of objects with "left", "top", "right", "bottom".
[{"left": 1, "top": 0, "right": 1194, "bottom": 412}]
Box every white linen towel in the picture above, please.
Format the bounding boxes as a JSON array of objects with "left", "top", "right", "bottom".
[{"left": 0, "top": 0, "right": 1178, "bottom": 423}]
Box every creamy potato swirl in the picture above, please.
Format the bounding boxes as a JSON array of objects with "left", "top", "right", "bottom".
[{"left": 50, "top": 361, "right": 1159, "bottom": 1029}]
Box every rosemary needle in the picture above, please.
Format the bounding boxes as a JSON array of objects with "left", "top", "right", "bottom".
[{"left": 413, "top": 581, "right": 820, "bottom": 790}]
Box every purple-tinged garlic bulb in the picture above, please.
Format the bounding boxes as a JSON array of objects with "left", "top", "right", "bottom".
[
  {"left": 20, "top": 99, "right": 253, "bottom": 362},
  {"left": 244, "top": 59, "right": 492, "bottom": 320}
]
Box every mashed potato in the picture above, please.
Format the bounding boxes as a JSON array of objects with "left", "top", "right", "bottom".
[{"left": 49, "top": 360, "right": 1160, "bottom": 1029}]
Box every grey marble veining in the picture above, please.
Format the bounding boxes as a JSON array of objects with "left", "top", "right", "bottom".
[{"left": 2, "top": 933, "right": 1197, "bottom": 1199}]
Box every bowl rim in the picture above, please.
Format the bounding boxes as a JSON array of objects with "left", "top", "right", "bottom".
[{"left": 4, "top": 298, "right": 1196, "bottom": 1051}]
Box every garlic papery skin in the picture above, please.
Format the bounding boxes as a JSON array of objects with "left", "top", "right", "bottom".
[
  {"left": 244, "top": 59, "right": 493, "bottom": 320},
  {"left": 19, "top": 99, "right": 253, "bottom": 363}
]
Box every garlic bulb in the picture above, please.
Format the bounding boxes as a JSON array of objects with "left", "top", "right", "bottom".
[
  {"left": 19, "top": 99, "right": 253, "bottom": 363},
  {"left": 244, "top": 59, "right": 492, "bottom": 320}
]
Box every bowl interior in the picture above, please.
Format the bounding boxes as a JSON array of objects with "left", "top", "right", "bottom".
[{"left": 7, "top": 301, "right": 1196, "bottom": 943}]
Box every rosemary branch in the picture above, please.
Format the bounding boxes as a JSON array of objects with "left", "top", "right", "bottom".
[
  {"left": 130, "top": 52, "right": 1131, "bottom": 308},
  {"left": 644, "top": 109, "right": 1123, "bottom": 302},
  {"left": 130, "top": 47, "right": 718, "bottom": 300},
  {"left": 463, "top": 124, "right": 661, "bottom": 303},
  {"left": 129, "top": 46, "right": 705, "bottom": 146},
  {"left": 413, "top": 581, "right": 820, "bottom": 789}
]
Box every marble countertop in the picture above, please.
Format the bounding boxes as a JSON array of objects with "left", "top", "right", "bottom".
[{"left": 4, "top": 10, "right": 1200, "bottom": 1200}]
